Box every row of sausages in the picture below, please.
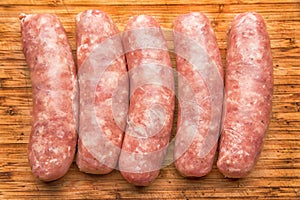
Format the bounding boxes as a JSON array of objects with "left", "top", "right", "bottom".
[{"left": 20, "top": 10, "right": 273, "bottom": 186}]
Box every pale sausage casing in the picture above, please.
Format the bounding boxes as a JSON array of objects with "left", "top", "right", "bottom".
[
  {"left": 217, "top": 12, "right": 273, "bottom": 178},
  {"left": 173, "top": 12, "right": 224, "bottom": 177},
  {"left": 119, "top": 15, "right": 175, "bottom": 186},
  {"left": 76, "top": 10, "right": 128, "bottom": 174},
  {"left": 20, "top": 14, "right": 78, "bottom": 181}
]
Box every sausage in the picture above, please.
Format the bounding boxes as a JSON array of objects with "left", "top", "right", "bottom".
[
  {"left": 20, "top": 13, "right": 78, "bottom": 181},
  {"left": 118, "top": 15, "right": 175, "bottom": 186},
  {"left": 76, "top": 10, "right": 128, "bottom": 174},
  {"left": 173, "top": 12, "right": 224, "bottom": 177},
  {"left": 217, "top": 12, "right": 273, "bottom": 178}
]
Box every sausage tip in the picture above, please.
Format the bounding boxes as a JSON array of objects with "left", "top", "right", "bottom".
[{"left": 19, "top": 13, "right": 27, "bottom": 21}]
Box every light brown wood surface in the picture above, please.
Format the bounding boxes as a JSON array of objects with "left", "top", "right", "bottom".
[{"left": 0, "top": 0, "right": 299, "bottom": 199}]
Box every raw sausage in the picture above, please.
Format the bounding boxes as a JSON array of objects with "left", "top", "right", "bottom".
[
  {"left": 20, "top": 13, "right": 78, "bottom": 181},
  {"left": 173, "top": 12, "right": 224, "bottom": 177},
  {"left": 217, "top": 12, "right": 273, "bottom": 178},
  {"left": 119, "top": 15, "right": 175, "bottom": 186},
  {"left": 76, "top": 10, "right": 128, "bottom": 174}
]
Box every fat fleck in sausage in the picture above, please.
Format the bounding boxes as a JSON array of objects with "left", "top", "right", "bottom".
[
  {"left": 76, "top": 10, "right": 128, "bottom": 174},
  {"left": 119, "top": 15, "right": 175, "bottom": 186},
  {"left": 217, "top": 12, "right": 273, "bottom": 178},
  {"left": 173, "top": 12, "right": 224, "bottom": 177},
  {"left": 20, "top": 14, "right": 78, "bottom": 181}
]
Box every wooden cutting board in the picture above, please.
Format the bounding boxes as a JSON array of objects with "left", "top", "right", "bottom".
[{"left": 0, "top": 0, "right": 299, "bottom": 199}]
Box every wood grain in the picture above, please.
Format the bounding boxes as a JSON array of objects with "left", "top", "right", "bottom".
[{"left": 0, "top": 0, "right": 299, "bottom": 199}]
